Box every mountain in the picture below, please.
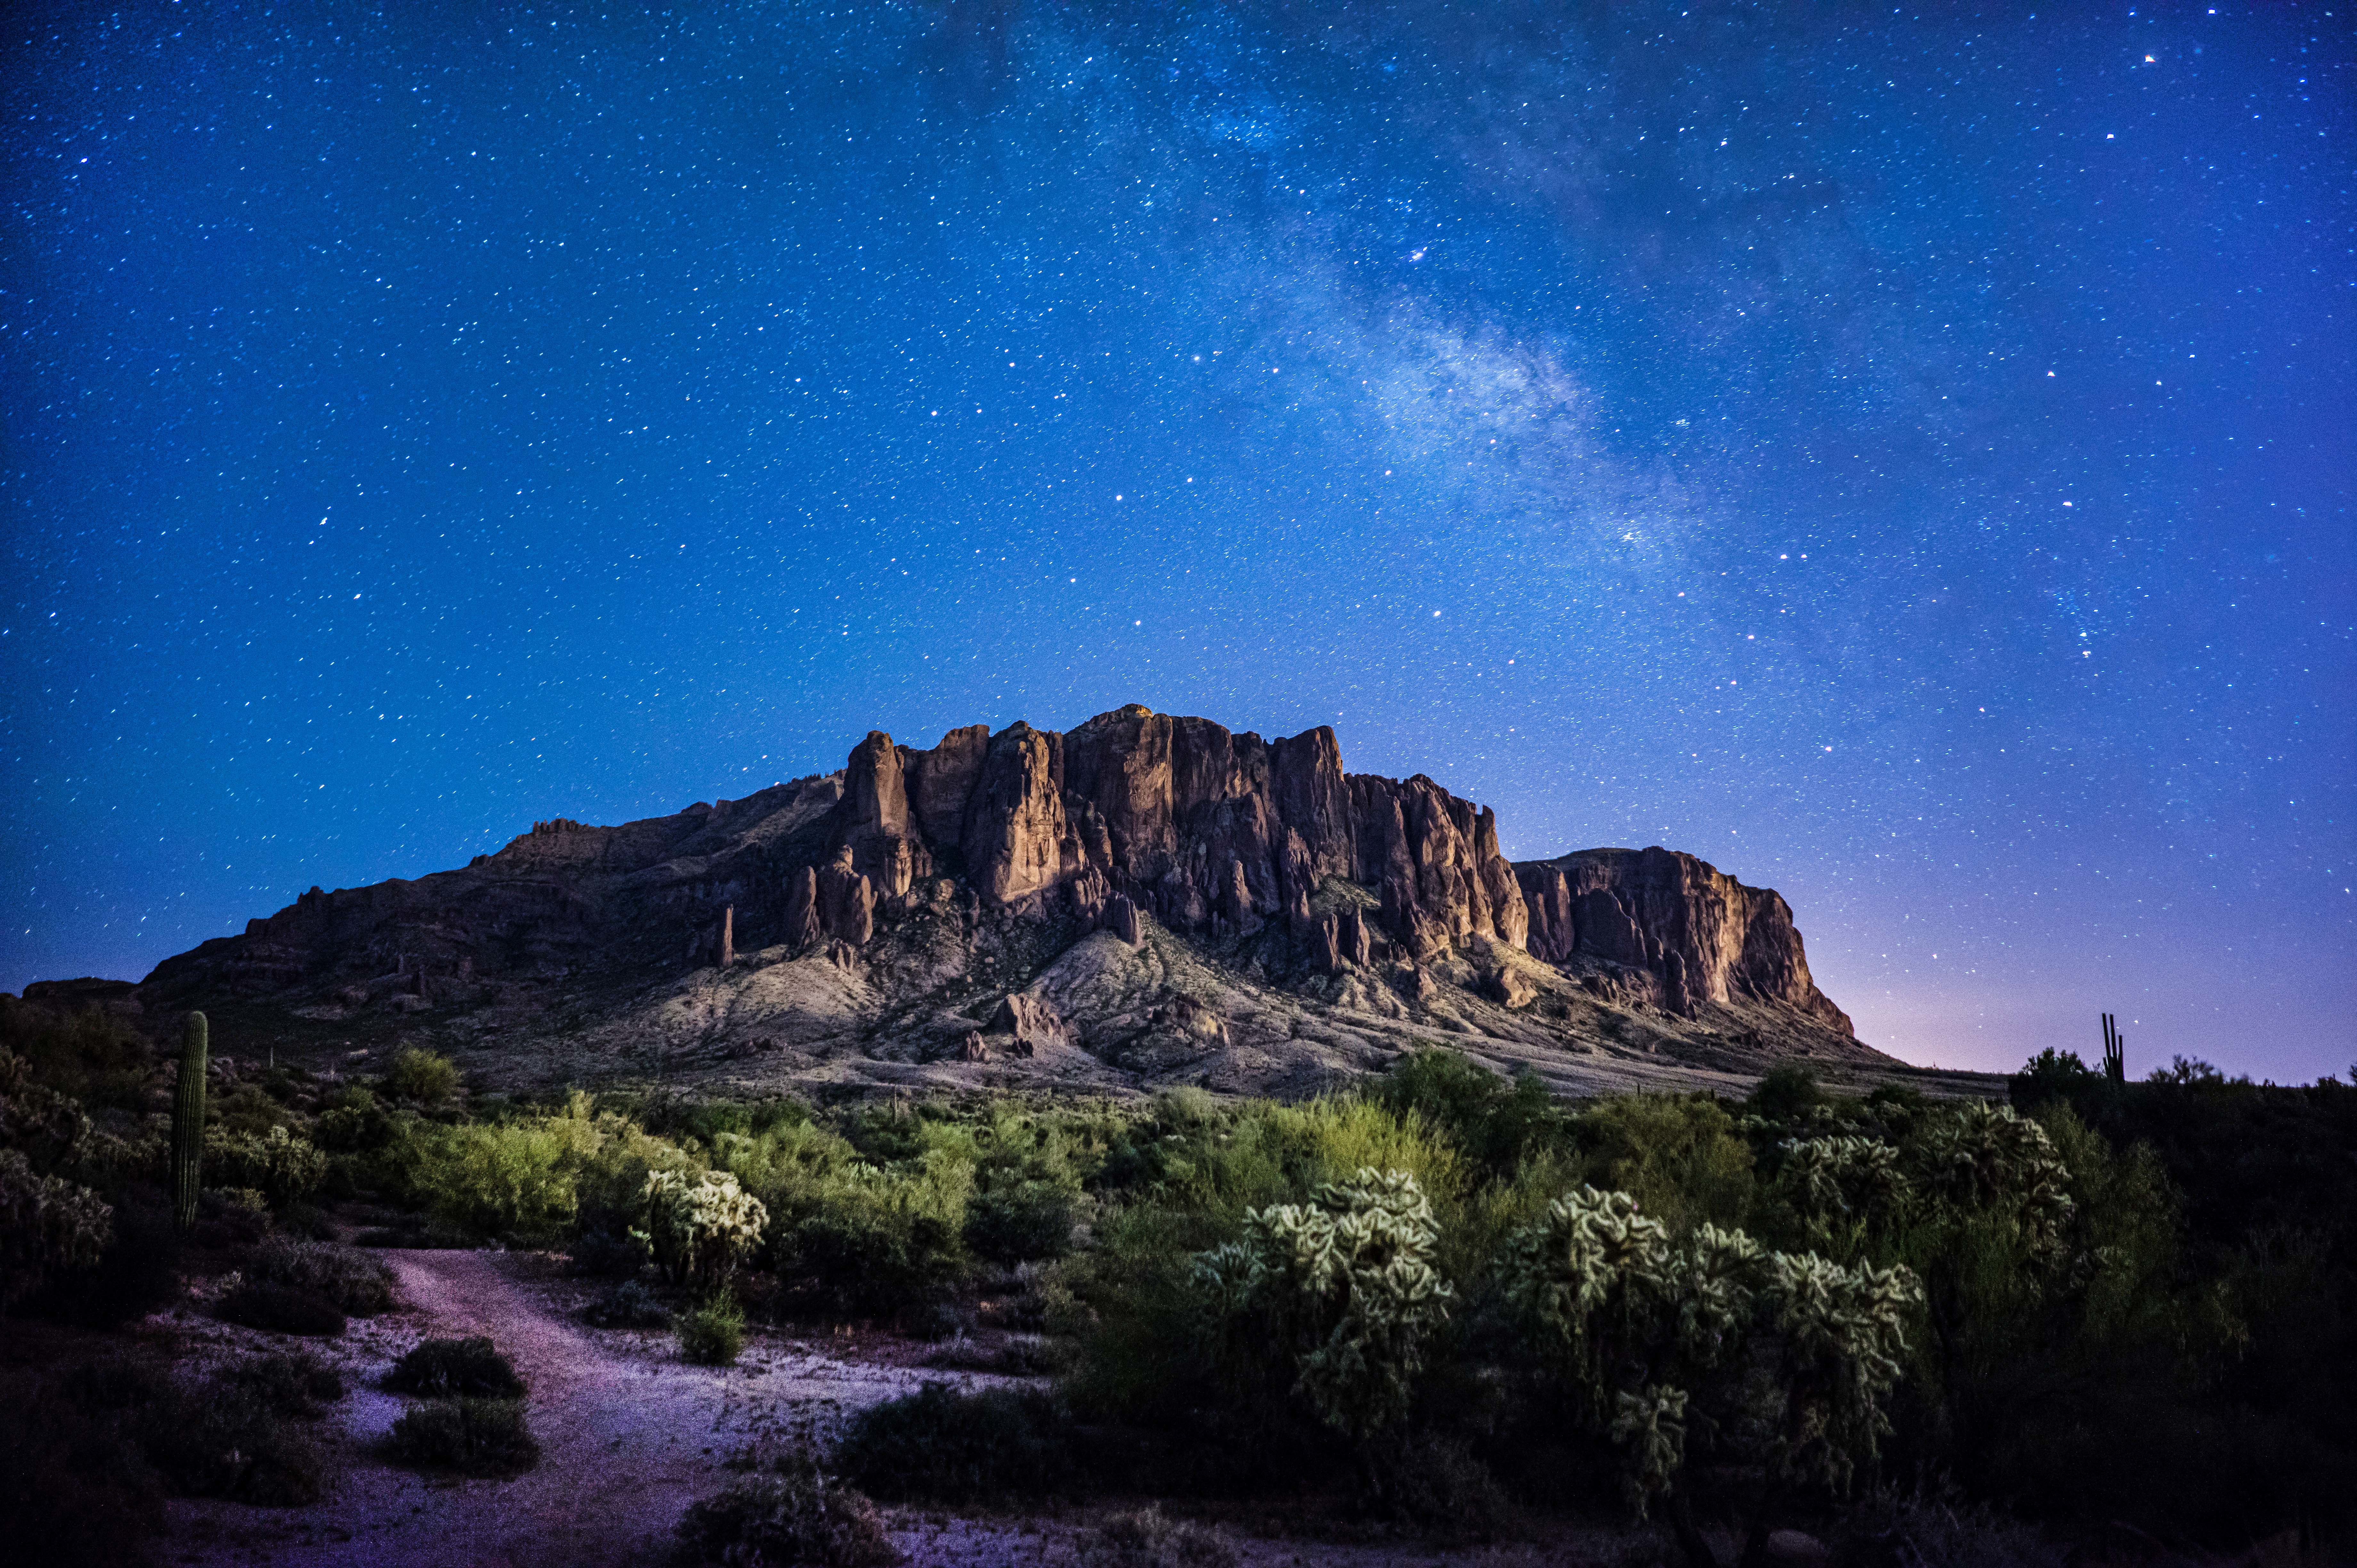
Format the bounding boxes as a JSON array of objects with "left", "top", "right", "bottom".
[{"left": 134, "top": 705, "right": 1896, "bottom": 1099}]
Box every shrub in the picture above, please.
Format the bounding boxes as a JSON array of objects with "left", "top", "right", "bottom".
[
  {"left": 386, "top": 1396, "right": 539, "bottom": 1477},
  {"left": 1373, "top": 1433, "right": 1513, "bottom": 1543},
  {"left": 247, "top": 1237, "right": 397, "bottom": 1314},
  {"left": 0, "top": 1364, "right": 166, "bottom": 1564},
  {"left": 0, "top": 1146, "right": 113, "bottom": 1307},
  {"left": 965, "top": 1182, "right": 1076, "bottom": 1263},
  {"left": 674, "top": 1469, "right": 901, "bottom": 1568},
  {"left": 407, "top": 1118, "right": 591, "bottom": 1239},
  {"left": 643, "top": 1168, "right": 768, "bottom": 1288},
  {"left": 385, "top": 1335, "right": 526, "bottom": 1398},
  {"left": 383, "top": 1048, "right": 461, "bottom": 1105},
  {"left": 779, "top": 1186, "right": 968, "bottom": 1321},
  {"left": 21, "top": 1187, "right": 177, "bottom": 1327},
  {"left": 314, "top": 1087, "right": 399, "bottom": 1152},
  {"left": 1572, "top": 1094, "right": 1755, "bottom": 1237},
  {"left": 218, "top": 1279, "right": 347, "bottom": 1337},
  {"left": 1194, "top": 1167, "right": 1454, "bottom": 1443},
  {"left": 1748, "top": 1066, "right": 1824, "bottom": 1126},
  {"left": 1498, "top": 1185, "right": 1918, "bottom": 1537},
  {"left": 229, "top": 1351, "right": 345, "bottom": 1415},
  {"left": 275, "top": 1201, "right": 337, "bottom": 1239},
  {"left": 584, "top": 1278, "right": 673, "bottom": 1328},
  {"left": 1828, "top": 1492, "right": 2064, "bottom": 1568},
  {"left": 678, "top": 1295, "right": 746, "bottom": 1366},
  {"left": 204, "top": 1125, "right": 329, "bottom": 1205},
  {"left": 834, "top": 1383, "right": 1077, "bottom": 1503},
  {"left": 143, "top": 1380, "right": 326, "bottom": 1504},
  {"left": 1084, "top": 1506, "right": 1239, "bottom": 1568},
  {"left": 1370, "top": 1048, "right": 1564, "bottom": 1173}
]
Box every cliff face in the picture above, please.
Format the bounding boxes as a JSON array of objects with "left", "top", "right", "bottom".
[
  {"left": 1516, "top": 849, "right": 1851, "bottom": 1031},
  {"left": 133, "top": 705, "right": 1872, "bottom": 1097}
]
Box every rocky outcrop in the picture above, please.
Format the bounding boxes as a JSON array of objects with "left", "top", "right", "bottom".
[
  {"left": 873, "top": 703, "right": 1529, "bottom": 961},
  {"left": 127, "top": 705, "right": 1866, "bottom": 1093},
  {"left": 1514, "top": 849, "right": 1850, "bottom": 1030}
]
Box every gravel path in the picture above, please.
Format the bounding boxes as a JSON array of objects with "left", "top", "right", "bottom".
[{"left": 168, "top": 1250, "right": 952, "bottom": 1567}]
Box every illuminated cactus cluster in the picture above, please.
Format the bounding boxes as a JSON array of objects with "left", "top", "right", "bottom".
[
  {"left": 1195, "top": 1167, "right": 1456, "bottom": 1442},
  {"left": 1496, "top": 1184, "right": 1920, "bottom": 1516}
]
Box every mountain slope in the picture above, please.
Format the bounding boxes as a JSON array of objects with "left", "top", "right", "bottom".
[{"left": 136, "top": 705, "right": 1891, "bottom": 1098}]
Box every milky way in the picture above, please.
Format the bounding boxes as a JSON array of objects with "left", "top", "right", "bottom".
[{"left": 5, "top": 2, "right": 2350, "bottom": 1078}]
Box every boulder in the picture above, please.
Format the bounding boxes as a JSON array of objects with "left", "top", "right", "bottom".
[{"left": 987, "top": 993, "right": 1073, "bottom": 1055}]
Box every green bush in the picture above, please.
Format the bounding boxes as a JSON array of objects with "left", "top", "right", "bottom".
[
  {"left": 383, "top": 1048, "right": 461, "bottom": 1105},
  {"left": 0, "top": 995, "right": 154, "bottom": 1108},
  {"left": 1570, "top": 1094, "right": 1755, "bottom": 1237},
  {"left": 246, "top": 1237, "right": 396, "bottom": 1314},
  {"left": 777, "top": 1184, "right": 969, "bottom": 1322},
  {"left": 834, "top": 1383, "right": 1078, "bottom": 1503},
  {"left": 1828, "top": 1492, "right": 2063, "bottom": 1568},
  {"left": 314, "top": 1087, "right": 399, "bottom": 1152},
  {"left": 204, "top": 1125, "right": 328, "bottom": 1205},
  {"left": 385, "top": 1335, "right": 526, "bottom": 1398},
  {"left": 0, "top": 1146, "right": 113, "bottom": 1308},
  {"left": 677, "top": 1295, "right": 746, "bottom": 1365},
  {"left": 395, "top": 1092, "right": 691, "bottom": 1242},
  {"left": 1369, "top": 1048, "right": 1564, "bottom": 1173},
  {"left": 675, "top": 1468, "right": 901, "bottom": 1568},
  {"left": 218, "top": 1280, "right": 347, "bottom": 1337},
  {"left": 26, "top": 1192, "right": 181, "bottom": 1326},
  {"left": 965, "top": 1181, "right": 1076, "bottom": 1263},
  {"left": 386, "top": 1396, "right": 539, "bottom": 1477},
  {"left": 1370, "top": 1433, "right": 1513, "bottom": 1543}
]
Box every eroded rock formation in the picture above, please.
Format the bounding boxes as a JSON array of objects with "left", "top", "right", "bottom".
[{"left": 128, "top": 704, "right": 1871, "bottom": 1095}]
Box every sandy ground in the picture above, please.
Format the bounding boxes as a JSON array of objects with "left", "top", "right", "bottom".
[{"left": 161, "top": 1251, "right": 1660, "bottom": 1568}]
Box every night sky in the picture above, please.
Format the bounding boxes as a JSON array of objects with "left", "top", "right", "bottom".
[{"left": 6, "top": 3, "right": 2351, "bottom": 1080}]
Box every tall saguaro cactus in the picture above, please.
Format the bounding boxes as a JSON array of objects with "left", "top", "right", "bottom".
[{"left": 172, "top": 1011, "right": 208, "bottom": 1231}]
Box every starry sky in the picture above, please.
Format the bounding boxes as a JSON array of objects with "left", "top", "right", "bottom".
[{"left": 6, "top": 2, "right": 2351, "bottom": 1081}]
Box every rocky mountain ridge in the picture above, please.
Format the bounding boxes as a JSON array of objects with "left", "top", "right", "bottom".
[{"left": 134, "top": 705, "right": 1889, "bottom": 1098}]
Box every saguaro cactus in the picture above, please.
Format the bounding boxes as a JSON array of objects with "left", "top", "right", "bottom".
[
  {"left": 172, "top": 1011, "right": 208, "bottom": 1230},
  {"left": 2101, "top": 1012, "right": 2126, "bottom": 1084}
]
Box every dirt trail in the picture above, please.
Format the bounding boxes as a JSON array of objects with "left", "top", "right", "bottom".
[{"left": 171, "top": 1250, "right": 945, "bottom": 1568}]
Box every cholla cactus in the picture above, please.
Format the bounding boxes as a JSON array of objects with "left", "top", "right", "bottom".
[
  {"left": 1194, "top": 1166, "right": 1455, "bottom": 1442},
  {"left": 1758, "top": 1250, "right": 1921, "bottom": 1490},
  {"left": 0, "top": 1148, "right": 113, "bottom": 1308},
  {"left": 1779, "top": 1136, "right": 1911, "bottom": 1236},
  {"left": 1911, "top": 1101, "right": 2073, "bottom": 1258},
  {"left": 1497, "top": 1185, "right": 1921, "bottom": 1518},
  {"left": 640, "top": 1168, "right": 769, "bottom": 1288}
]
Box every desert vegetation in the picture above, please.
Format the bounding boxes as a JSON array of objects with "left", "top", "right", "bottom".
[{"left": 2, "top": 985, "right": 2351, "bottom": 1565}]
